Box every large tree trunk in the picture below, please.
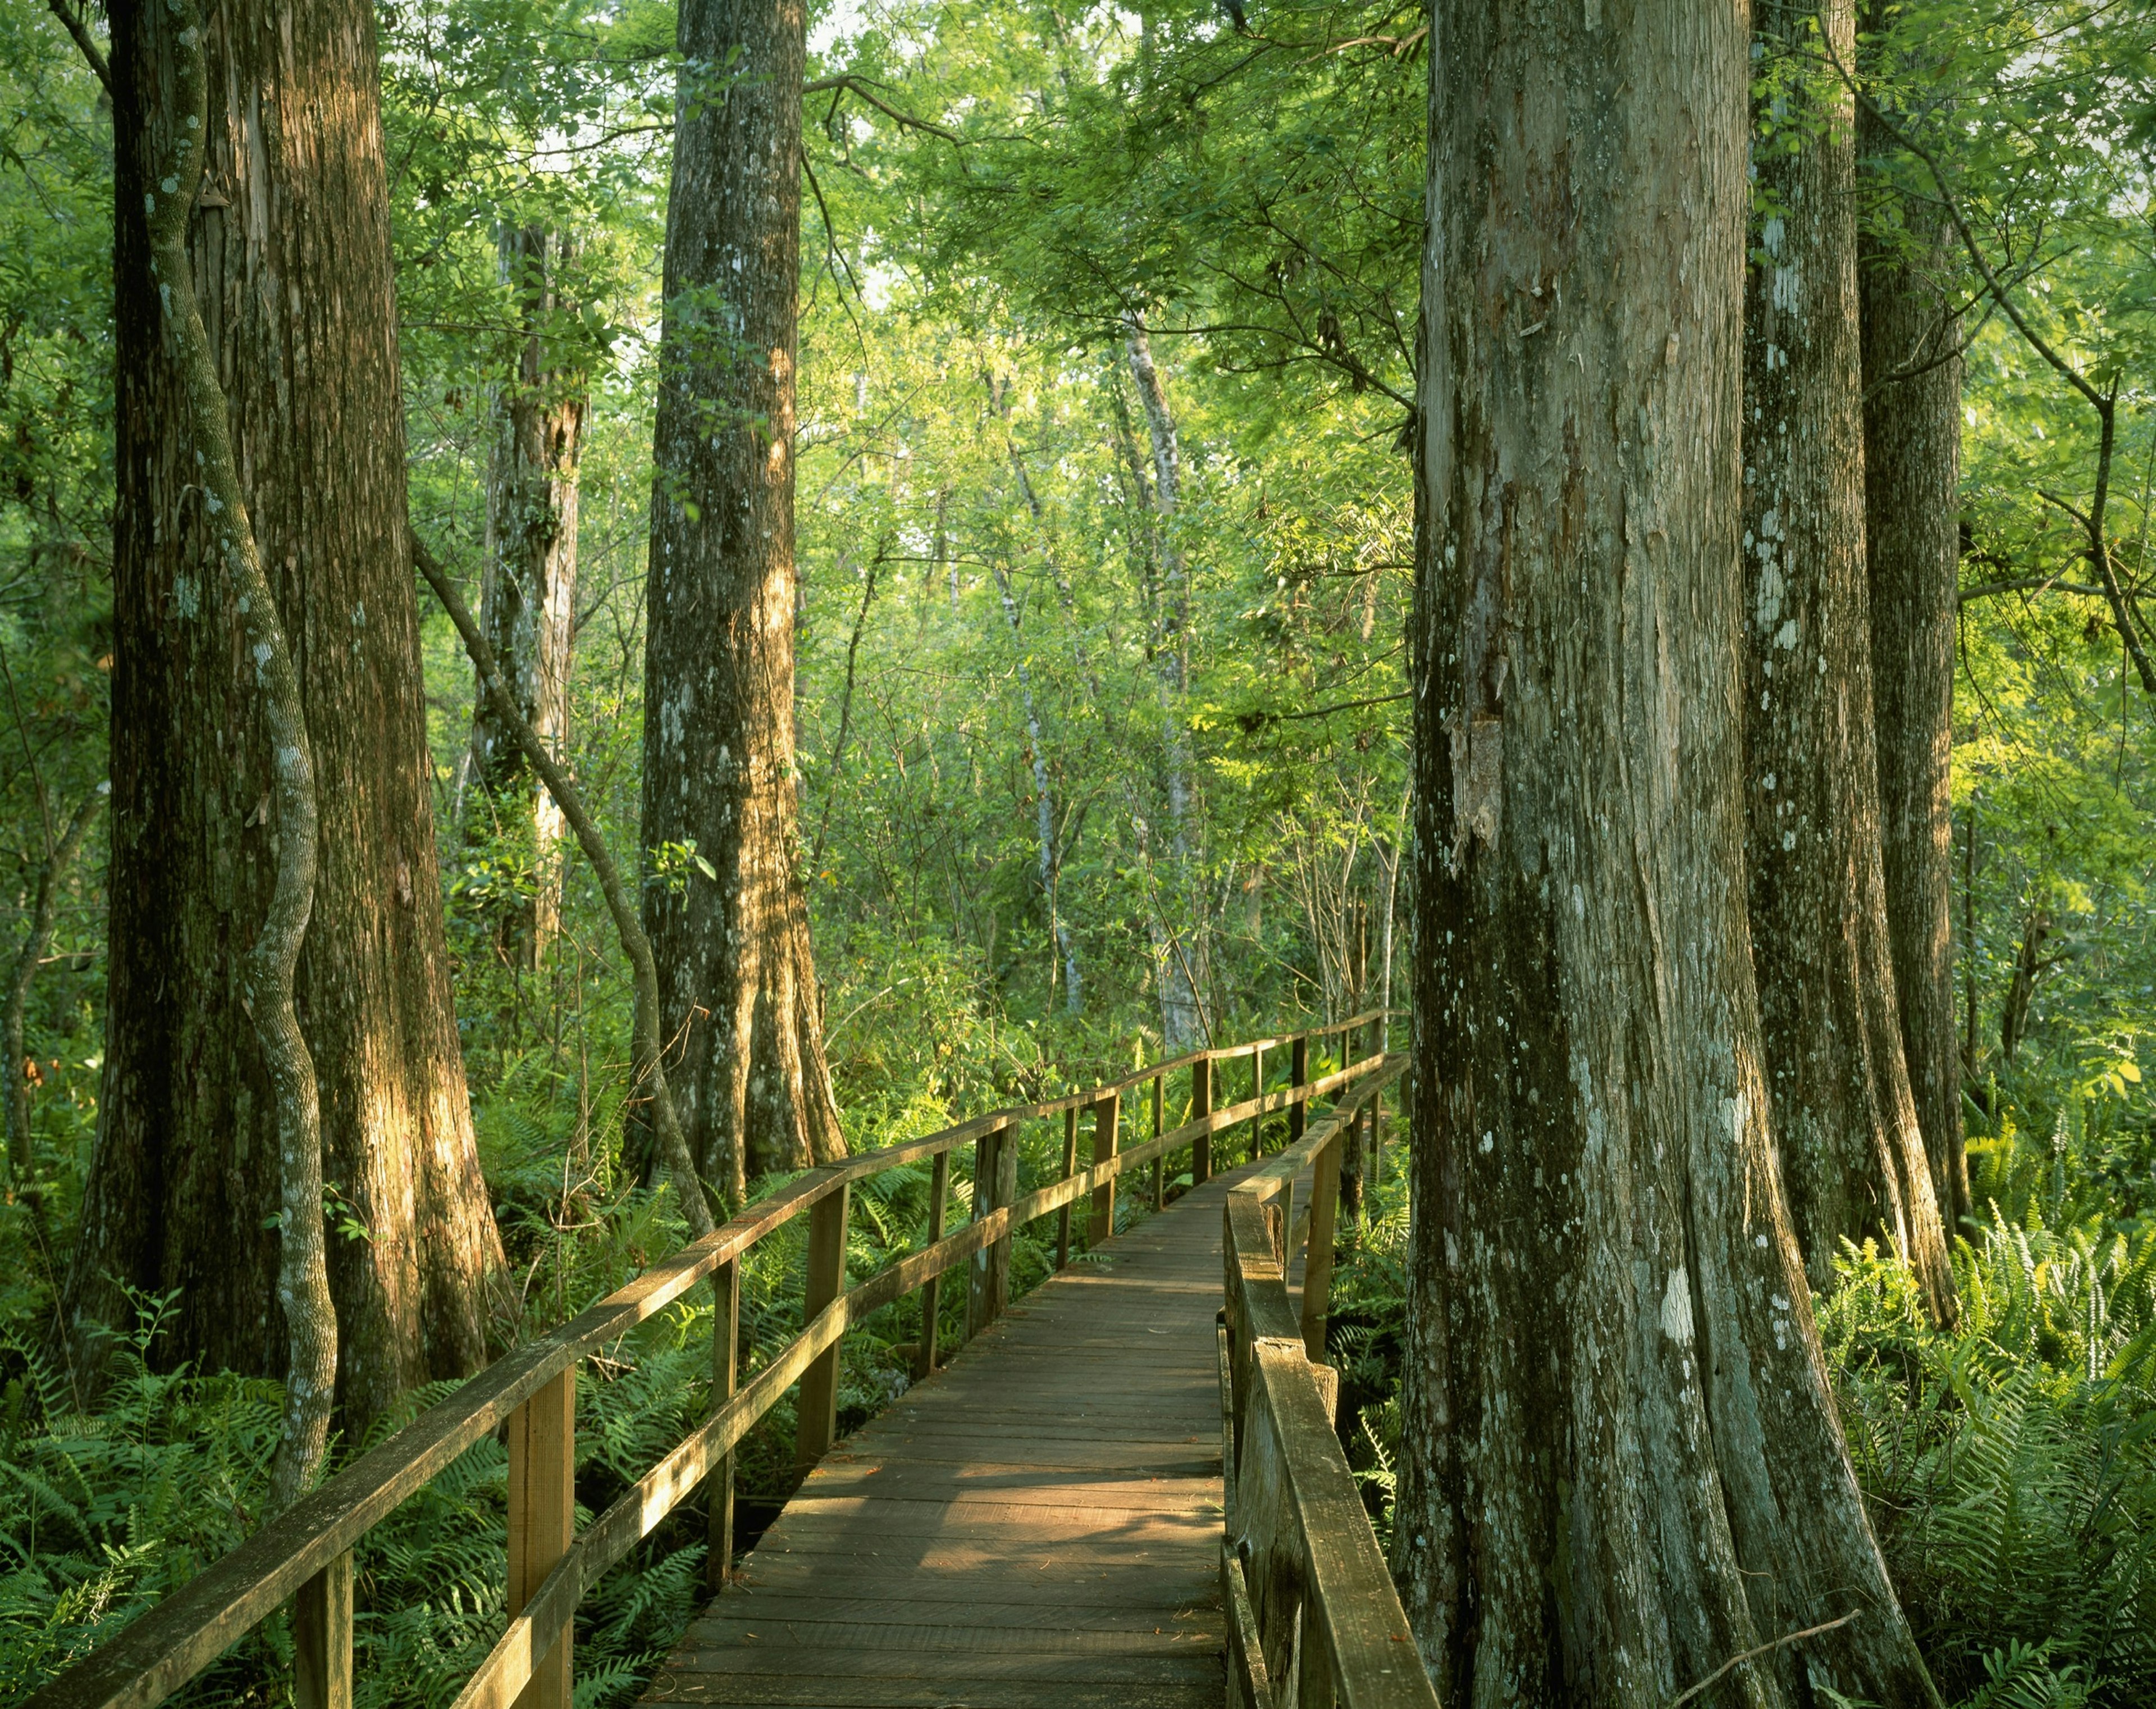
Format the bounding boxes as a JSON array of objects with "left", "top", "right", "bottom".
[
  {"left": 1398, "top": 6, "right": 1940, "bottom": 1706},
  {"left": 65, "top": 0, "right": 504, "bottom": 1434},
  {"left": 1122, "top": 322, "right": 1202, "bottom": 1051},
  {"left": 1857, "top": 49, "right": 1970, "bottom": 1234},
  {"left": 643, "top": 0, "right": 844, "bottom": 1204},
  {"left": 469, "top": 226, "right": 585, "bottom": 972},
  {"left": 1742, "top": 1, "right": 1955, "bottom": 1325}
]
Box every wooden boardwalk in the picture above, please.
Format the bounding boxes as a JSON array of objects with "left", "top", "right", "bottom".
[{"left": 642, "top": 1169, "right": 1241, "bottom": 1708}]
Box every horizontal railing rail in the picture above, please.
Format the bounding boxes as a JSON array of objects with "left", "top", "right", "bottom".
[
  {"left": 29, "top": 1010, "right": 1390, "bottom": 1709},
  {"left": 1219, "top": 1023, "right": 1438, "bottom": 1709}
]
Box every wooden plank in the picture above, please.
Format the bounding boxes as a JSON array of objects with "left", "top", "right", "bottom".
[
  {"left": 650, "top": 1647, "right": 1223, "bottom": 1684},
  {"left": 675, "top": 1619, "right": 1212, "bottom": 1655},
  {"left": 506, "top": 1369, "right": 574, "bottom": 1709},
  {"left": 797, "top": 1183, "right": 850, "bottom": 1472},
  {"left": 291, "top": 1550, "right": 351, "bottom": 1709},
  {"left": 643, "top": 1675, "right": 1212, "bottom": 1708}
]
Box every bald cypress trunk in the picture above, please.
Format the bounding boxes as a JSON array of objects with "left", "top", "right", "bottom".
[
  {"left": 1857, "top": 37, "right": 1969, "bottom": 1234},
  {"left": 469, "top": 226, "right": 585, "bottom": 971},
  {"left": 1396, "top": 6, "right": 1939, "bottom": 1705},
  {"left": 643, "top": 0, "right": 843, "bottom": 1204},
  {"left": 65, "top": 0, "right": 503, "bottom": 1434},
  {"left": 1742, "top": 3, "right": 1955, "bottom": 1325}
]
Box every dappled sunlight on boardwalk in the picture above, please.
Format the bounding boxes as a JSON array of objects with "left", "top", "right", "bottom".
[{"left": 642, "top": 1176, "right": 1243, "bottom": 1708}]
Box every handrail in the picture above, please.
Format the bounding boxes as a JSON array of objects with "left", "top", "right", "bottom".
[
  {"left": 27, "top": 1009, "right": 1390, "bottom": 1709},
  {"left": 1219, "top": 1036, "right": 1440, "bottom": 1709}
]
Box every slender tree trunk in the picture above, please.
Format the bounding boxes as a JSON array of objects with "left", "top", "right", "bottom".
[
  {"left": 66, "top": 0, "right": 503, "bottom": 1434},
  {"left": 643, "top": 0, "right": 844, "bottom": 1204},
  {"left": 6, "top": 786, "right": 102, "bottom": 1183},
  {"left": 988, "top": 556, "right": 1080, "bottom": 1013},
  {"left": 1857, "top": 38, "right": 1970, "bottom": 1234},
  {"left": 469, "top": 226, "right": 586, "bottom": 970},
  {"left": 1400, "top": 6, "right": 1940, "bottom": 1705},
  {"left": 1999, "top": 908, "right": 2049, "bottom": 1063},
  {"left": 1123, "top": 321, "right": 1201, "bottom": 1050},
  {"left": 1742, "top": 4, "right": 1955, "bottom": 1323}
]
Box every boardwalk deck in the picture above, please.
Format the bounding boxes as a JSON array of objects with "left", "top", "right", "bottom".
[{"left": 642, "top": 1167, "right": 1246, "bottom": 1708}]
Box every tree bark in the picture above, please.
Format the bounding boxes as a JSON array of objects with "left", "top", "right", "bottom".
[
  {"left": 469, "top": 226, "right": 586, "bottom": 970},
  {"left": 1399, "top": 6, "right": 1940, "bottom": 1705},
  {"left": 65, "top": 0, "right": 503, "bottom": 1433},
  {"left": 1122, "top": 322, "right": 1202, "bottom": 1050},
  {"left": 1742, "top": 3, "right": 1956, "bottom": 1324},
  {"left": 1857, "top": 40, "right": 1970, "bottom": 1234},
  {"left": 643, "top": 0, "right": 844, "bottom": 1204},
  {"left": 6, "top": 786, "right": 102, "bottom": 1183}
]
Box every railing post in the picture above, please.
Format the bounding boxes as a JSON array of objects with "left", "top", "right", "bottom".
[
  {"left": 706, "top": 1257, "right": 738, "bottom": 1593},
  {"left": 1191, "top": 1055, "right": 1213, "bottom": 1186},
  {"left": 293, "top": 1548, "right": 352, "bottom": 1709},
  {"left": 507, "top": 1366, "right": 575, "bottom": 1709},
  {"left": 1371, "top": 1077, "right": 1385, "bottom": 1190},
  {"left": 1150, "top": 1072, "right": 1164, "bottom": 1210},
  {"left": 1339, "top": 1105, "right": 1365, "bottom": 1232},
  {"left": 1300, "top": 1129, "right": 1342, "bottom": 1361},
  {"left": 1088, "top": 1093, "right": 1121, "bottom": 1247},
  {"left": 917, "top": 1148, "right": 951, "bottom": 1381},
  {"left": 1288, "top": 1034, "right": 1308, "bottom": 1145},
  {"left": 1249, "top": 1045, "right": 1264, "bottom": 1163},
  {"left": 966, "top": 1122, "right": 1016, "bottom": 1337},
  {"left": 797, "top": 1181, "right": 849, "bottom": 1471},
  {"left": 1055, "top": 1105, "right": 1077, "bottom": 1269}
]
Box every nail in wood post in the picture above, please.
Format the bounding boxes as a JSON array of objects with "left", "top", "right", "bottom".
[
  {"left": 1288, "top": 1034, "right": 1308, "bottom": 1145},
  {"left": 1055, "top": 1105, "right": 1077, "bottom": 1269},
  {"left": 1150, "top": 1072, "right": 1165, "bottom": 1210},
  {"left": 706, "top": 1257, "right": 739, "bottom": 1592},
  {"left": 293, "top": 1547, "right": 352, "bottom": 1709},
  {"left": 1088, "top": 1093, "right": 1121, "bottom": 1247},
  {"left": 797, "top": 1182, "right": 849, "bottom": 1471},
  {"left": 917, "top": 1149, "right": 950, "bottom": 1380},
  {"left": 1249, "top": 1045, "right": 1264, "bottom": 1161},
  {"left": 1300, "top": 1129, "right": 1342, "bottom": 1360},
  {"left": 1191, "top": 1055, "right": 1213, "bottom": 1185},
  {"left": 966, "top": 1123, "right": 1016, "bottom": 1337},
  {"left": 508, "top": 1366, "right": 575, "bottom": 1709}
]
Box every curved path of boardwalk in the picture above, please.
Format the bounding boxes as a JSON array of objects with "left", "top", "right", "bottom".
[{"left": 641, "top": 1169, "right": 1251, "bottom": 1709}]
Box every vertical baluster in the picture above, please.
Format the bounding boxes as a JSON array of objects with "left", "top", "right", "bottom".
[
  {"left": 1371, "top": 1078, "right": 1385, "bottom": 1190},
  {"left": 706, "top": 1257, "right": 739, "bottom": 1592},
  {"left": 917, "top": 1148, "right": 951, "bottom": 1382},
  {"left": 508, "top": 1366, "right": 575, "bottom": 1709},
  {"left": 797, "top": 1182, "right": 850, "bottom": 1471},
  {"left": 1191, "top": 1055, "right": 1213, "bottom": 1186},
  {"left": 1289, "top": 1034, "right": 1308, "bottom": 1146},
  {"left": 1150, "top": 1072, "right": 1164, "bottom": 1210},
  {"left": 1088, "top": 1093, "right": 1121, "bottom": 1246},
  {"left": 1249, "top": 1045, "right": 1265, "bottom": 1162},
  {"left": 1056, "top": 1105, "right": 1077, "bottom": 1269},
  {"left": 293, "top": 1548, "right": 352, "bottom": 1709}
]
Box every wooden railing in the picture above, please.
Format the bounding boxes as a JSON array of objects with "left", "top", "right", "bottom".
[
  {"left": 1220, "top": 1027, "right": 1440, "bottom": 1709},
  {"left": 27, "top": 1011, "right": 1391, "bottom": 1709}
]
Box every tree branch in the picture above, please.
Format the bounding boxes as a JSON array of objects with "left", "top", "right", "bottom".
[
  {"left": 46, "top": 1, "right": 111, "bottom": 98},
  {"left": 412, "top": 530, "right": 715, "bottom": 1236},
  {"left": 802, "top": 74, "right": 961, "bottom": 143}
]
